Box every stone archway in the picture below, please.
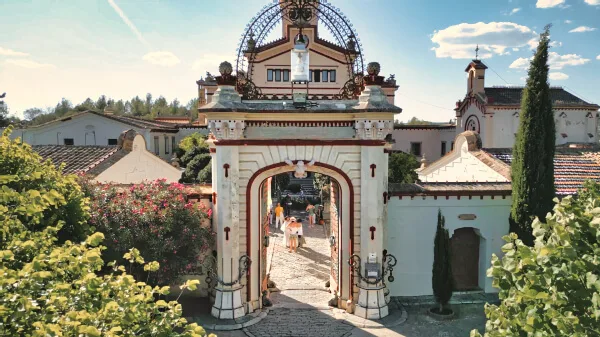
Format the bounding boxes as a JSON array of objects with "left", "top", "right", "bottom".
[{"left": 246, "top": 161, "right": 355, "bottom": 311}]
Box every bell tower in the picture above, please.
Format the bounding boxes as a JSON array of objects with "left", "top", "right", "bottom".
[{"left": 465, "top": 49, "right": 487, "bottom": 96}]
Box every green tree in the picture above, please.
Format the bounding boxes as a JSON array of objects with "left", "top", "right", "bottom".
[
  {"left": 96, "top": 95, "right": 108, "bottom": 111},
  {"left": 313, "top": 173, "right": 330, "bottom": 201},
  {"left": 187, "top": 98, "right": 199, "bottom": 119},
  {"left": 145, "top": 93, "right": 153, "bottom": 115},
  {"left": 54, "top": 98, "right": 72, "bottom": 116},
  {"left": 75, "top": 97, "right": 96, "bottom": 111},
  {"left": 0, "top": 92, "right": 8, "bottom": 127},
  {"left": 273, "top": 173, "right": 291, "bottom": 200},
  {"left": 130, "top": 96, "right": 145, "bottom": 116},
  {"left": 114, "top": 99, "right": 126, "bottom": 115},
  {"left": 472, "top": 181, "right": 600, "bottom": 337},
  {"left": 0, "top": 127, "right": 211, "bottom": 336},
  {"left": 432, "top": 209, "right": 453, "bottom": 313},
  {"left": 179, "top": 133, "right": 209, "bottom": 153},
  {"left": 152, "top": 96, "right": 170, "bottom": 116},
  {"left": 23, "top": 107, "right": 45, "bottom": 121},
  {"left": 406, "top": 117, "right": 432, "bottom": 125},
  {"left": 509, "top": 25, "right": 556, "bottom": 246},
  {"left": 388, "top": 152, "right": 419, "bottom": 183},
  {"left": 180, "top": 153, "right": 211, "bottom": 184}
]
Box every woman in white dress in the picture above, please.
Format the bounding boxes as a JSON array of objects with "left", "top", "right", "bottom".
[{"left": 281, "top": 216, "right": 291, "bottom": 248}]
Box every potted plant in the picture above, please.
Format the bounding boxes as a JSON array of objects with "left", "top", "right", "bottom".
[{"left": 429, "top": 209, "right": 454, "bottom": 319}]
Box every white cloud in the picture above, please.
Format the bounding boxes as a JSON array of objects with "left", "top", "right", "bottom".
[
  {"left": 509, "top": 52, "right": 590, "bottom": 70},
  {"left": 597, "top": 55, "right": 600, "bottom": 60},
  {"left": 584, "top": 0, "right": 600, "bottom": 5},
  {"left": 142, "top": 51, "right": 180, "bottom": 67},
  {"left": 564, "top": 20, "right": 572, "bottom": 24},
  {"left": 191, "top": 54, "right": 231, "bottom": 74},
  {"left": 549, "top": 72, "right": 569, "bottom": 80},
  {"left": 549, "top": 41, "right": 562, "bottom": 47},
  {"left": 0, "top": 47, "right": 29, "bottom": 57},
  {"left": 107, "top": 0, "right": 149, "bottom": 47},
  {"left": 430, "top": 22, "right": 537, "bottom": 59},
  {"left": 512, "top": 47, "right": 520, "bottom": 51},
  {"left": 5, "top": 59, "right": 56, "bottom": 69},
  {"left": 536, "top": 0, "right": 565, "bottom": 8},
  {"left": 569, "top": 26, "right": 597, "bottom": 33},
  {"left": 510, "top": 7, "right": 521, "bottom": 15}
]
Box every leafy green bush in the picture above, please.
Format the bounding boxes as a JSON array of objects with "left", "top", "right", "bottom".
[
  {"left": 81, "top": 179, "right": 215, "bottom": 286},
  {"left": 178, "top": 133, "right": 209, "bottom": 153},
  {"left": 388, "top": 151, "right": 419, "bottom": 184},
  {"left": 432, "top": 209, "right": 453, "bottom": 313},
  {"left": 0, "top": 127, "right": 90, "bottom": 243},
  {"left": 0, "top": 128, "right": 211, "bottom": 336},
  {"left": 472, "top": 181, "right": 600, "bottom": 337},
  {"left": 181, "top": 153, "right": 211, "bottom": 184}
]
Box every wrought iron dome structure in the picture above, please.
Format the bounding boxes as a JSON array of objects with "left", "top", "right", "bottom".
[{"left": 235, "top": 0, "right": 366, "bottom": 100}]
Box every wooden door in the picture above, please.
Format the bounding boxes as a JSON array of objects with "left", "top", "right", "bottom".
[{"left": 451, "top": 228, "right": 480, "bottom": 290}]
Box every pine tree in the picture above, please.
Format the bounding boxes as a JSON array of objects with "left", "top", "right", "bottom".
[
  {"left": 509, "top": 25, "right": 556, "bottom": 246},
  {"left": 432, "top": 209, "right": 453, "bottom": 313}
]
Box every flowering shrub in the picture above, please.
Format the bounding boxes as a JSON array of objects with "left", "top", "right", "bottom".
[
  {"left": 81, "top": 179, "right": 215, "bottom": 286},
  {"left": 0, "top": 128, "right": 211, "bottom": 336}
]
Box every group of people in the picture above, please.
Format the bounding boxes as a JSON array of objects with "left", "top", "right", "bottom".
[{"left": 271, "top": 201, "right": 324, "bottom": 253}]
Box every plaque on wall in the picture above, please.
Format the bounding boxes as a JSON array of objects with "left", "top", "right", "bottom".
[{"left": 458, "top": 214, "right": 477, "bottom": 220}]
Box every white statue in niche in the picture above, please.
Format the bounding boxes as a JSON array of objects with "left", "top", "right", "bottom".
[{"left": 284, "top": 158, "right": 316, "bottom": 178}]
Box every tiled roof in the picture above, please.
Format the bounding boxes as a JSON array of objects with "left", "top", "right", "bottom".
[
  {"left": 29, "top": 111, "right": 178, "bottom": 132},
  {"left": 484, "top": 87, "right": 599, "bottom": 108},
  {"left": 33, "top": 145, "right": 122, "bottom": 175},
  {"left": 389, "top": 182, "right": 512, "bottom": 196},
  {"left": 484, "top": 147, "right": 600, "bottom": 195},
  {"left": 393, "top": 123, "right": 456, "bottom": 130}
]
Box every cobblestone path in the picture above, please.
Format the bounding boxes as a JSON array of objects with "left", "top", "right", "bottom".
[{"left": 244, "top": 210, "right": 354, "bottom": 337}]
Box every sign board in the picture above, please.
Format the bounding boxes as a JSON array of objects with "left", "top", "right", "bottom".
[{"left": 458, "top": 214, "right": 477, "bottom": 220}]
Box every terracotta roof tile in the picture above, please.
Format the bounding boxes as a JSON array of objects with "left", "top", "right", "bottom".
[
  {"left": 33, "top": 145, "right": 121, "bottom": 175},
  {"left": 389, "top": 182, "right": 512, "bottom": 196},
  {"left": 484, "top": 87, "right": 599, "bottom": 108},
  {"left": 484, "top": 147, "right": 600, "bottom": 195}
]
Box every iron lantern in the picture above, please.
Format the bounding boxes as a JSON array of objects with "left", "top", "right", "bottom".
[
  {"left": 263, "top": 235, "right": 270, "bottom": 247},
  {"left": 329, "top": 235, "right": 336, "bottom": 247}
]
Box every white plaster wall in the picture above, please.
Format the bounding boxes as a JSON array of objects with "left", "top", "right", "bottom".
[
  {"left": 93, "top": 135, "right": 182, "bottom": 184},
  {"left": 391, "top": 128, "right": 456, "bottom": 161},
  {"left": 419, "top": 140, "right": 509, "bottom": 183},
  {"left": 13, "top": 113, "right": 145, "bottom": 146},
  {"left": 245, "top": 126, "right": 354, "bottom": 139},
  {"left": 386, "top": 196, "right": 511, "bottom": 296}
]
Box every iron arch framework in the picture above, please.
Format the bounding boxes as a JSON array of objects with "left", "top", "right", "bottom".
[{"left": 235, "top": 0, "right": 365, "bottom": 100}]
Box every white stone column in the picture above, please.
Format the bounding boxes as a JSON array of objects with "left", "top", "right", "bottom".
[
  {"left": 355, "top": 145, "right": 390, "bottom": 319},
  {"left": 211, "top": 146, "right": 246, "bottom": 319}
]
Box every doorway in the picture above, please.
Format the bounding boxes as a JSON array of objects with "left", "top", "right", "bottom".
[{"left": 451, "top": 227, "right": 480, "bottom": 290}]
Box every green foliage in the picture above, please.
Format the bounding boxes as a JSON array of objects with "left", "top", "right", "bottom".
[
  {"left": 313, "top": 173, "right": 330, "bottom": 200},
  {"left": 388, "top": 152, "right": 419, "bottom": 184},
  {"left": 197, "top": 164, "right": 212, "bottom": 184},
  {"left": 510, "top": 25, "right": 556, "bottom": 246},
  {"left": 0, "top": 127, "right": 91, "bottom": 242},
  {"left": 178, "top": 134, "right": 211, "bottom": 184},
  {"left": 432, "top": 209, "right": 453, "bottom": 311},
  {"left": 0, "top": 129, "right": 211, "bottom": 336},
  {"left": 180, "top": 154, "right": 212, "bottom": 184},
  {"left": 471, "top": 181, "right": 600, "bottom": 337},
  {"left": 179, "top": 133, "right": 209, "bottom": 154},
  {"left": 81, "top": 179, "right": 215, "bottom": 285},
  {"left": 273, "top": 173, "right": 291, "bottom": 192}
]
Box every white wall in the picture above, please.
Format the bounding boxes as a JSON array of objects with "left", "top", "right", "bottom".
[
  {"left": 386, "top": 196, "right": 510, "bottom": 296},
  {"left": 391, "top": 128, "right": 456, "bottom": 161}
]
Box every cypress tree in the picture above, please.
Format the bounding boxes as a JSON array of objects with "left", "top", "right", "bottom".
[
  {"left": 510, "top": 24, "right": 556, "bottom": 246},
  {"left": 432, "top": 209, "right": 453, "bottom": 313}
]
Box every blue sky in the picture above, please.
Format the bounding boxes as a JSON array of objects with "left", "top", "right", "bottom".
[{"left": 0, "top": 0, "right": 599, "bottom": 122}]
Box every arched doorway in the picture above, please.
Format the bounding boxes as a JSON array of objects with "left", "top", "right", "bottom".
[
  {"left": 451, "top": 227, "right": 480, "bottom": 290},
  {"left": 246, "top": 162, "right": 355, "bottom": 310}
]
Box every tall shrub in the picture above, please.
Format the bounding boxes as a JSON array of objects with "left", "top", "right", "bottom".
[
  {"left": 472, "top": 181, "right": 600, "bottom": 337},
  {"left": 388, "top": 151, "right": 419, "bottom": 184},
  {"left": 81, "top": 179, "right": 215, "bottom": 286},
  {"left": 432, "top": 209, "right": 453, "bottom": 313},
  {"left": 0, "top": 128, "right": 210, "bottom": 336},
  {"left": 510, "top": 25, "right": 556, "bottom": 246}
]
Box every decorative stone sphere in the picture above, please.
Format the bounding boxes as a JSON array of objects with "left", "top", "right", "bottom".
[
  {"left": 219, "top": 61, "right": 233, "bottom": 76},
  {"left": 366, "top": 62, "right": 381, "bottom": 76}
]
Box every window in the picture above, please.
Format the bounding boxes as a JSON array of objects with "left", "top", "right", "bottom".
[
  {"left": 108, "top": 138, "right": 118, "bottom": 145},
  {"left": 309, "top": 70, "right": 312, "bottom": 82},
  {"left": 322, "top": 70, "right": 329, "bottom": 82},
  {"left": 410, "top": 142, "right": 422, "bottom": 157},
  {"left": 63, "top": 138, "right": 74, "bottom": 146},
  {"left": 329, "top": 70, "right": 336, "bottom": 82},
  {"left": 313, "top": 70, "right": 321, "bottom": 82},
  {"left": 171, "top": 136, "right": 176, "bottom": 153},
  {"left": 164, "top": 136, "right": 169, "bottom": 154},
  {"left": 451, "top": 141, "right": 455, "bottom": 151},
  {"left": 154, "top": 136, "right": 159, "bottom": 155},
  {"left": 267, "top": 69, "right": 274, "bottom": 82},
  {"left": 283, "top": 69, "right": 289, "bottom": 82},
  {"left": 274, "top": 69, "right": 281, "bottom": 82},
  {"left": 441, "top": 141, "right": 447, "bottom": 156}
]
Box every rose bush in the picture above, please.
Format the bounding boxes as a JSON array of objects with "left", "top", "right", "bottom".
[
  {"left": 0, "top": 127, "right": 211, "bottom": 336},
  {"left": 81, "top": 179, "right": 215, "bottom": 286}
]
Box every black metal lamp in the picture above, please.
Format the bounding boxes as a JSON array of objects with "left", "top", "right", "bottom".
[
  {"left": 263, "top": 235, "right": 270, "bottom": 247},
  {"left": 329, "top": 235, "right": 336, "bottom": 247}
]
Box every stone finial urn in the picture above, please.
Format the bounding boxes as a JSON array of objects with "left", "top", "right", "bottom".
[
  {"left": 366, "top": 62, "right": 381, "bottom": 76},
  {"left": 219, "top": 61, "right": 233, "bottom": 76}
]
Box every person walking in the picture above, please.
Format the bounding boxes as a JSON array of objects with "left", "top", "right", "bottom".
[
  {"left": 306, "top": 203, "right": 316, "bottom": 228},
  {"left": 296, "top": 218, "right": 305, "bottom": 248},
  {"left": 275, "top": 203, "right": 285, "bottom": 229},
  {"left": 287, "top": 218, "right": 300, "bottom": 253},
  {"left": 282, "top": 216, "right": 291, "bottom": 248}
]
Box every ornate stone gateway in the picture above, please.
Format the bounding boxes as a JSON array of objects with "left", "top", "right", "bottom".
[{"left": 199, "top": 0, "right": 400, "bottom": 321}]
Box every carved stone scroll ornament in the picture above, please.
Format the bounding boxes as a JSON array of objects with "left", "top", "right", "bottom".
[
  {"left": 284, "top": 158, "right": 316, "bottom": 178},
  {"left": 354, "top": 120, "right": 393, "bottom": 140},
  {"left": 209, "top": 120, "right": 245, "bottom": 140}
]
